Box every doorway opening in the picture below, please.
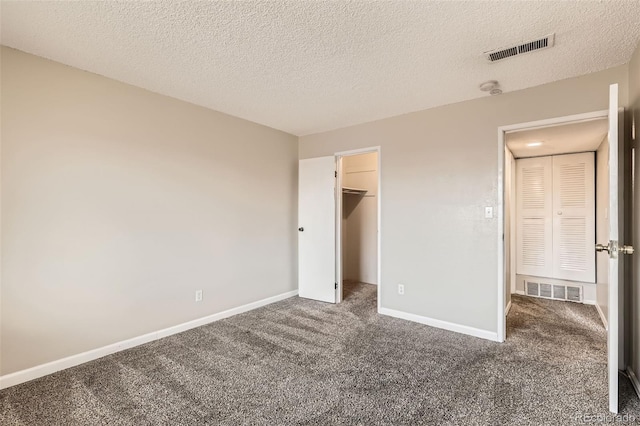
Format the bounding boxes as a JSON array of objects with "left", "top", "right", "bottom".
[
  {"left": 297, "top": 147, "right": 380, "bottom": 307},
  {"left": 335, "top": 148, "right": 381, "bottom": 308},
  {"left": 501, "top": 113, "right": 614, "bottom": 415},
  {"left": 504, "top": 117, "right": 609, "bottom": 325},
  {"left": 498, "top": 109, "right": 612, "bottom": 342}
]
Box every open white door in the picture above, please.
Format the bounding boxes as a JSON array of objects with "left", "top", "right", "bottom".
[
  {"left": 298, "top": 156, "right": 336, "bottom": 303},
  {"left": 605, "top": 82, "right": 621, "bottom": 414},
  {"left": 597, "top": 83, "right": 634, "bottom": 413}
]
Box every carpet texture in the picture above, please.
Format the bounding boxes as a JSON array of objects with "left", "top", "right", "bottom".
[{"left": 1, "top": 283, "right": 639, "bottom": 425}]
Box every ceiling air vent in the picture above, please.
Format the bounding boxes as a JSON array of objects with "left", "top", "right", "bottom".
[{"left": 485, "top": 34, "right": 555, "bottom": 62}]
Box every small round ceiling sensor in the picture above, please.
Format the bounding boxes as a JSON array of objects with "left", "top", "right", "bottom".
[
  {"left": 479, "top": 80, "right": 498, "bottom": 92},
  {"left": 480, "top": 80, "right": 502, "bottom": 95}
]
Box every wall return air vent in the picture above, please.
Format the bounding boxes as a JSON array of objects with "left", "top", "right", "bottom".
[
  {"left": 485, "top": 34, "right": 555, "bottom": 62},
  {"left": 525, "top": 279, "right": 582, "bottom": 303}
]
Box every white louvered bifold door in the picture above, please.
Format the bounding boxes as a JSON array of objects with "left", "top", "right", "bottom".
[
  {"left": 516, "top": 156, "right": 553, "bottom": 277},
  {"left": 552, "top": 153, "right": 595, "bottom": 283}
]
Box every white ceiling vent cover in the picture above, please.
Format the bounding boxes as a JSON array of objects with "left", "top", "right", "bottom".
[{"left": 485, "top": 34, "right": 555, "bottom": 62}]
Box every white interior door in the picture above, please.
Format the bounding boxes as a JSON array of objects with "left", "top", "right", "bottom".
[
  {"left": 516, "top": 156, "right": 553, "bottom": 278},
  {"left": 298, "top": 156, "right": 336, "bottom": 303},
  {"left": 552, "top": 152, "right": 596, "bottom": 283},
  {"left": 596, "top": 84, "right": 622, "bottom": 413}
]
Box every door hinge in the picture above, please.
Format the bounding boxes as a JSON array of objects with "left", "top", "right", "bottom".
[
  {"left": 335, "top": 171, "right": 337, "bottom": 178},
  {"left": 335, "top": 282, "right": 338, "bottom": 289}
]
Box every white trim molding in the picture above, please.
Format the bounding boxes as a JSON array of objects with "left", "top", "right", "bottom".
[
  {"left": 627, "top": 368, "right": 640, "bottom": 400},
  {"left": 0, "top": 290, "right": 298, "bottom": 390},
  {"left": 497, "top": 127, "right": 505, "bottom": 342},
  {"left": 379, "top": 307, "right": 499, "bottom": 342},
  {"left": 505, "top": 300, "right": 512, "bottom": 316}
]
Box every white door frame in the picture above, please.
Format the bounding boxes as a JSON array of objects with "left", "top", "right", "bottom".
[
  {"left": 497, "top": 110, "right": 608, "bottom": 342},
  {"left": 335, "top": 146, "right": 381, "bottom": 311}
]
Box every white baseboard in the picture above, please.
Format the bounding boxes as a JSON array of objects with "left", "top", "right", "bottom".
[
  {"left": 515, "top": 290, "right": 525, "bottom": 295},
  {"left": 505, "top": 300, "right": 512, "bottom": 316},
  {"left": 0, "top": 289, "right": 298, "bottom": 390},
  {"left": 595, "top": 302, "right": 608, "bottom": 330},
  {"left": 627, "top": 368, "right": 640, "bottom": 400},
  {"left": 378, "top": 307, "right": 499, "bottom": 342},
  {"left": 582, "top": 299, "right": 596, "bottom": 305}
]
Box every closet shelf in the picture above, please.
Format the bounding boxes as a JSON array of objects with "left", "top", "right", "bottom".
[{"left": 342, "top": 187, "right": 367, "bottom": 195}]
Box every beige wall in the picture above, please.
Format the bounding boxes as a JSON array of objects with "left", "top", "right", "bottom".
[
  {"left": 629, "top": 41, "right": 640, "bottom": 380},
  {"left": 342, "top": 152, "right": 378, "bottom": 284},
  {"left": 300, "top": 65, "right": 629, "bottom": 334},
  {"left": 3, "top": 40, "right": 638, "bottom": 377},
  {"left": 0, "top": 47, "right": 298, "bottom": 375}
]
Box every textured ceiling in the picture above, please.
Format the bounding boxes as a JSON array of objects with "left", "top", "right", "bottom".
[
  {"left": 2, "top": 1, "right": 640, "bottom": 136},
  {"left": 506, "top": 119, "right": 608, "bottom": 158}
]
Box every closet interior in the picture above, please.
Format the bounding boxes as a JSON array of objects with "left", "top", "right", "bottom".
[{"left": 340, "top": 152, "right": 378, "bottom": 297}]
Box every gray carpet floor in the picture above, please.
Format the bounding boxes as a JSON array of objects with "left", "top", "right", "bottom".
[{"left": 1, "top": 283, "right": 640, "bottom": 425}]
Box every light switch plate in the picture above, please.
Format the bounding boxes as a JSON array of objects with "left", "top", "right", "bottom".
[{"left": 485, "top": 207, "right": 493, "bottom": 218}]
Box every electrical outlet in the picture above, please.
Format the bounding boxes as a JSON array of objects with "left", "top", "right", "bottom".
[
  {"left": 195, "top": 290, "right": 203, "bottom": 302},
  {"left": 398, "top": 284, "right": 405, "bottom": 295}
]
